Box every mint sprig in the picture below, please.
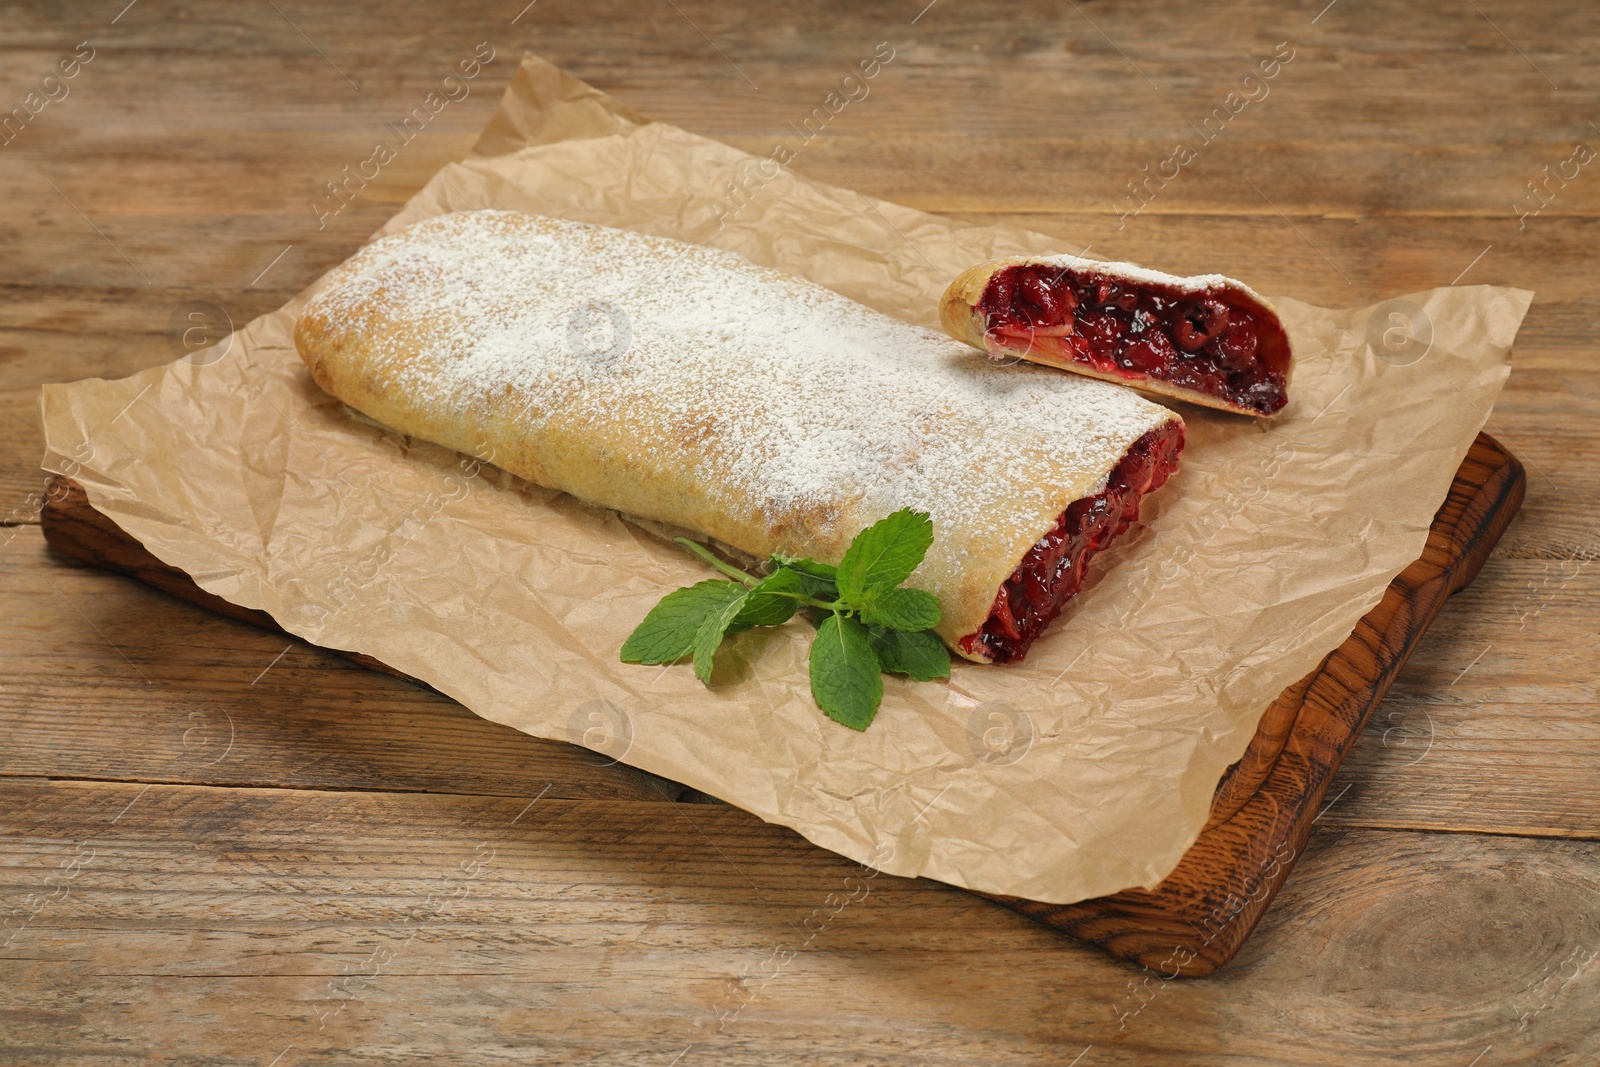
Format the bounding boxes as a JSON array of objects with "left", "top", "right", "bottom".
[{"left": 621, "top": 509, "right": 952, "bottom": 731}]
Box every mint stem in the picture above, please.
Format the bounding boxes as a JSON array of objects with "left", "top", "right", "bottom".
[
  {"left": 770, "top": 591, "right": 844, "bottom": 612},
  {"left": 673, "top": 538, "right": 759, "bottom": 587}
]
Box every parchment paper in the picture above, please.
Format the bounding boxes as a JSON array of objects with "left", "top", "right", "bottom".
[{"left": 38, "top": 54, "right": 1529, "bottom": 904}]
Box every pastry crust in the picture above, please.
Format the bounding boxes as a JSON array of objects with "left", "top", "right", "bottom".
[
  {"left": 295, "top": 211, "right": 1182, "bottom": 662},
  {"left": 940, "top": 257, "right": 1294, "bottom": 417}
]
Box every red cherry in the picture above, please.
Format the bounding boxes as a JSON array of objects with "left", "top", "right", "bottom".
[
  {"left": 1075, "top": 310, "right": 1122, "bottom": 361},
  {"left": 1122, "top": 331, "right": 1175, "bottom": 375},
  {"left": 1051, "top": 278, "right": 1080, "bottom": 311},
  {"left": 1173, "top": 298, "right": 1230, "bottom": 352},
  {"left": 1216, "top": 320, "right": 1259, "bottom": 370},
  {"left": 1018, "top": 270, "right": 1068, "bottom": 324}
]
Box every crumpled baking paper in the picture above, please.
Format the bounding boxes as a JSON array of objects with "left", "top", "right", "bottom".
[{"left": 38, "top": 53, "right": 1529, "bottom": 904}]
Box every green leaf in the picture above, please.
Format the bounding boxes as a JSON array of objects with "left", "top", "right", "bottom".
[
  {"left": 857, "top": 586, "right": 942, "bottom": 631},
  {"left": 732, "top": 567, "right": 803, "bottom": 628},
  {"left": 871, "top": 628, "right": 951, "bottom": 682},
  {"left": 809, "top": 614, "right": 883, "bottom": 730},
  {"left": 771, "top": 553, "right": 836, "bottom": 578},
  {"left": 770, "top": 554, "right": 839, "bottom": 601},
  {"left": 692, "top": 587, "right": 750, "bottom": 684},
  {"left": 836, "top": 509, "right": 934, "bottom": 603},
  {"left": 621, "top": 580, "right": 748, "bottom": 664}
]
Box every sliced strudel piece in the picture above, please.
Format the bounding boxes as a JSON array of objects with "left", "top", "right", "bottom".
[
  {"left": 942, "top": 256, "right": 1294, "bottom": 417},
  {"left": 295, "top": 211, "right": 1185, "bottom": 663}
]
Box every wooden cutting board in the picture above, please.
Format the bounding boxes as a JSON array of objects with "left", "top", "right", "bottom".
[{"left": 37, "top": 432, "right": 1525, "bottom": 976}]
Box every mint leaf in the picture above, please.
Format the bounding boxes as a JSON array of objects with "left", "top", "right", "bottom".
[
  {"left": 836, "top": 509, "right": 933, "bottom": 603},
  {"left": 857, "top": 586, "right": 942, "bottom": 631},
  {"left": 732, "top": 567, "right": 803, "bottom": 628},
  {"left": 771, "top": 553, "right": 836, "bottom": 577},
  {"left": 810, "top": 614, "right": 883, "bottom": 730},
  {"left": 871, "top": 628, "right": 951, "bottom": 682},
  {"left": 621, "top": 580, "right": 748, "bottom": 664},
  {"left": 770, "top": 554, "right": 839, "bottom": 601},
  {"left": 691, "top": 587, "right": 751, "bottom": 683}
]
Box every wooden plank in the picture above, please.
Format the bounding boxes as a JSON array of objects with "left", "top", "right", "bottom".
[
  {"left": 10, "top": 214, "right": 1600, "bottom": 323},
  {"left": 3, "top": 1, "right": 1598, "bottom": 218},
  {"left": 2, "top": 777, "right": 1596, "bottom": 1066},
  {"left": 12, "top": 126, "right": 1600, "bottom": 229},
  {"left": 7, "top": 140, "right": 1600, "bottom": 300},
  {"left": 34, "top": 431, "right": 1526, "bottom": 973}
]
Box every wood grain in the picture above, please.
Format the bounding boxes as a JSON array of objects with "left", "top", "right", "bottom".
[
  {"left": 3, "top": 0, "right": 1597, "bottom": 1061},
  {"left": 4, "top": 776, "right": 1597, "bottom": 1066}
]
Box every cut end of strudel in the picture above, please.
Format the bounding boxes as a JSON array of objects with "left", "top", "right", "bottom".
[
  {"left": 941, "top": 256, "right": 1294, "bottom": 417},
  {"left": 294, "top": 210, "right": 1184, "bottom": 665}
]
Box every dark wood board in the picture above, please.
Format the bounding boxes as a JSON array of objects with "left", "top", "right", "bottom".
[{"left": 37, "top": 432, "right": 1524, "bottom": 976}]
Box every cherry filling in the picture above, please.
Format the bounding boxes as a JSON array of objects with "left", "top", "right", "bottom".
[
  {"left": 977, "top": 264, "right": 1292, "bottom": 416},
  {"left": 960, "top": 421, "right": 1185, "bottom": 664}
]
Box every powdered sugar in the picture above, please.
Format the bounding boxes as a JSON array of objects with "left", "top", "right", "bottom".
[{"left": 300, "top": 210, "right": 1177, "bottom": 630}]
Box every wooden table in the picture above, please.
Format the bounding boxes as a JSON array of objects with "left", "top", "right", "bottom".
[{"left": 3, "top": 3, "right": 1596, "bottom": 1064}]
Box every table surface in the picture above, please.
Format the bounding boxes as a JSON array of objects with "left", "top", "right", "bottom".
[{"left": 3, "top": 3, "right": 1597, "bottom": 1065}]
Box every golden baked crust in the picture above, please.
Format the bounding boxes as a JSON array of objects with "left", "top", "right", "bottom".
[
  {"left": 940, "top": 257, "right": 1294, "bottom": 417},
  {"left": 295, "top": 211, "right": 1182, "bottom": 661}
]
